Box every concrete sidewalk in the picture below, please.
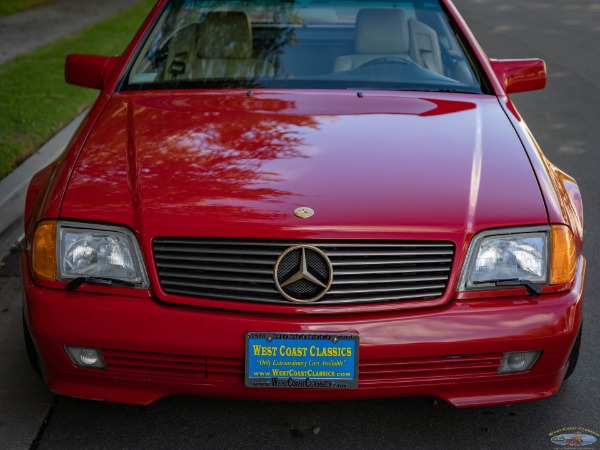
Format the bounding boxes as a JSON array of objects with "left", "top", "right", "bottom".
[
  {"left": 0, "top": 114, "right": 85, "bottom": 260},
  {"left": 0, "top": 0, "right": 142, "bottom": 65},
  {"left": 0, "top": 0, "right": 146, "bottom": 261}
]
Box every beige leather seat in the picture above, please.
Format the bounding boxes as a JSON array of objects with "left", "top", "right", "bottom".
[
  {"left": 163, "top": 12, "right": 272, "bottom": 81},
  {"left": 409, "top": 19, "right": 443, "bottom": 75},
  {"left": 193, "top": 11, "right": 273, "bottom": 80},
  {"left": 163, "top": 23, "right": 201, "bottom": 80},
  {"left": 334, "top": 9, "right": 411, "bottom": 72}
]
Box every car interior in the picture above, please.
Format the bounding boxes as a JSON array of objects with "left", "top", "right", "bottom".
[{"left": 128, "top": 5, "right": 480, "bottom": 91}]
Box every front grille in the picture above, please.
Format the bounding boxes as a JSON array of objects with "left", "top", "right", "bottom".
[
  {"left": 103, "top": 349, "right": 205, "bottom": 380},
  {"left": 206, "top": 353, "right": 504, "bottom": 383},
  {"left": 359, "top": 353, "right": 504, "bottom": 382},
  {"left": 153, "top": 239, "right": 454, "bottom": 305},
  {"left": 101, "top": 351, "right": 502, "bottom": 384}
]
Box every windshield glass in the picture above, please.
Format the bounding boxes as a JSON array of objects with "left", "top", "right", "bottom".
[{"left": 125, "top": 0, "right": 483, "bottom": 93}]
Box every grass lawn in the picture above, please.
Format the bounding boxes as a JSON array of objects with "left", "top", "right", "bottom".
[
  {"left": 0, "top": 0, "right": 155, "bottom": 180},
  {"left": 0, "top": 0, "right": 54, "bottom": 16}
]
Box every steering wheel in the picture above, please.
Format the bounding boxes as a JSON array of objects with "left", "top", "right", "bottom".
[{"left": 358, "top": 57, "right": 421, "bottom": 68}]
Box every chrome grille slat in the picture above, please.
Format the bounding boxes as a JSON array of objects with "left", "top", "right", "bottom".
[
  {"left": 160, "top": 270, "right": 447, "bottom": 286},
  {"left": 154, "top": 254, "right": 276, "bottom": 265},
  {"left": 327, "top": 284, "right": 447, "bottom": 295},
  {"left": 330, "top": 258, "right": 453, "bottom": 266},
  {"left": 333, "top": 266, "right": 450, "bottom": 276},
  {"left": 159, "top": 270, "right": 274, "bottom": 284},
  {"left": 317, "top": 243, "right": 454, "bottom": 248},
  {"left": 155, "top": 253, "right": 451, "bottom": 267},
  {"left": 155, "top": 239, "right": 453, "bottom": 249},
  {"left": 157, "top": 260, "right": 451, "bottom": 273},
  {"left": 154, "top": 239, "right": 454, "bottom": 305},
  {"left": 156, "top": 246, "right": 283, "bottom": 257},
  {"left": 324, "top": 249, "right": 454, "bottom": 257},
  {"left": 332, "top": 275, "right": 449, "bottom": 285},
  {"left": 163, "top": 280, "right": 278, "bottom": 295},
  {"left": 156, "top": 262, "right": 273, "bottom": 275}
]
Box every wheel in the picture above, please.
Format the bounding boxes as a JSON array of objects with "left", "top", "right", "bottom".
[
  {"left": 563, "top": 325, "right": 582, "bottom": 381},
  {"left": 23, "top": 314, "right": 41, "bottom": 375}
]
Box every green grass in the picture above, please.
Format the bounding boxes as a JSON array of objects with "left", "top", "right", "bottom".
[
  {"left": 0, "top": 0, "right": 54, "bottom": 17},
  {"left": 0, "top": 0, "right": 155, "bottom": 179}
]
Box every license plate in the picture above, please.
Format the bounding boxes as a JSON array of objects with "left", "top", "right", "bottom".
[{"left": 245, "top": 332, "right": 359, "bottom": 389}]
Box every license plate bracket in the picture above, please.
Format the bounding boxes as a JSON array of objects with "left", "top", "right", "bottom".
[{"left": 245, "top": 332, "right": 359, "bottom": 389}]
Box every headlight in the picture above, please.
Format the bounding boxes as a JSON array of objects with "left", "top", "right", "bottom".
[
  {"left": 459, "top": 225, "right": 576, "bottom": 292},
  {"left": 32, "top": 221, "right": 149, "bottom": 288}
]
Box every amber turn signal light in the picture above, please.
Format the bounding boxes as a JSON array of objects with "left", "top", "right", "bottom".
[
  {"left": 32, "top": 221, "right": 57, "bottom": 281},
  {"left": 550, "top": 225, "right": 576, "bottom": 285}
]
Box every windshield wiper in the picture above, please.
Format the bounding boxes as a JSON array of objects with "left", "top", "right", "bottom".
[
  {"left": 65, "top": 277, "right": 137, "bottom": 292},
  {"left": 344, "top": 87, "right": 478, "bottom": 94},
  {"left": 472, "top": 278, "right": 542, "bottom": 296},
  {"left": 416, "top": 88, "right": 480, "bottom": 94}
]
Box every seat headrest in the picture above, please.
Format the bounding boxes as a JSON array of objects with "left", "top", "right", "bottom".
[
  {"left": 355, "top": 9, "right": 409, "bottom": 54},
  {"left": 197, "top": 12, "right": 252, "bottom": 59}
]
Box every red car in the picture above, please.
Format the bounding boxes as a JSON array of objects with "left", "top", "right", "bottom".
[{"left": 22, "top": 0, "right": 584, "bottom": 407}]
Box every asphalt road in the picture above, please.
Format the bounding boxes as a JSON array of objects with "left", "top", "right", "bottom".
[{"left": 1, "top": 0, "right": 599, "bottom": 449}]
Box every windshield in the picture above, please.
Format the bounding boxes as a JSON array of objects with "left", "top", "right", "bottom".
[{"left": 125, "top": 0, "right": 484, "bottom": 93}]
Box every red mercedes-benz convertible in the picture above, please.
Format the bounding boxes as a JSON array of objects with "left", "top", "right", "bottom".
[{"left": 22, "top": 0, "right": 585, "bottom": 407}]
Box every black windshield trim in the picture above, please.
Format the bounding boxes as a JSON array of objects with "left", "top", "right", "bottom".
[{"left": 124, "top": 78, "right": 484, "bottom": 94}]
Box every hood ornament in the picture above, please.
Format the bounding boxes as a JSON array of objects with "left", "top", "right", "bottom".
[{"left": 294, "top": 207, "right": 315, "bottom": 219}]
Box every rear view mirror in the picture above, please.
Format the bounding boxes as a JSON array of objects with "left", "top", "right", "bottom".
[
  {"left": 490, "top": 59, "right": 547, "bottom": 94},
  {"left": 65, "top": 54, "right": 119, "bottom": 90}
]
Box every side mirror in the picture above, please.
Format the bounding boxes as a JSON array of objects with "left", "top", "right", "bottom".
[
  {"left": 490, "top": 59, "right": 547, "bottom": 94},
  {"left": 65, "top": 54, "right": 119, "bottom": 90}
]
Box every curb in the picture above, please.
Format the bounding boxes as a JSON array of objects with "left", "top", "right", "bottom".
[{"left": 0, "top": 113, "right": 85, "bottom": 261}]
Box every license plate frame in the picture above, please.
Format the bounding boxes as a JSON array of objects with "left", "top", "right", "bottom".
[{"left": 245, "top": 332, "right": 359, "bottom": 389}]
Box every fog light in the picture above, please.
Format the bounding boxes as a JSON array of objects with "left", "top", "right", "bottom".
[
  {"left": 65, "top": 346, "right": 106, "bottom": 369},
  {"left": 499, "top": 351, "right": 540, "bottom": 374}
]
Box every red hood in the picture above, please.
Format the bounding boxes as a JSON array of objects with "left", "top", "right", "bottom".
[{"left": 61, "top": 90, "right": 547, "bottom": 242}]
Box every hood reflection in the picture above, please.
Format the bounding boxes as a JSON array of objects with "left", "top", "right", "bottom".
[
  {"left": 133, "top": 95, "right": 318, "bottom": 217},
  {"left": 61, "top": 91, "right": 546, "bottom": 240}
]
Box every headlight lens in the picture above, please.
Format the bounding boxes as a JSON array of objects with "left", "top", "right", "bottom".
[
  {"left": 460, "top": 228, "right": 548, "bottom": 290},
  {"left": 459, "top": 225, "right": 577, "bottom": 292},
  {"left": 57, "top": 222, "right": 148, "bottom": 287}
]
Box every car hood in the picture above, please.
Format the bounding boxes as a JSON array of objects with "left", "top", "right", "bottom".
[{"left": 61, "top": 90, "right": 547, "bottom": 241}]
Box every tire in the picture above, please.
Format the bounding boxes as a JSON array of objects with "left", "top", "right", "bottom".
[
  {"left": 563, "top": 325, "right": 582, "bottom": 381},
  {"left": 23, "top": 314, "right": 42, "bottom": 375}
]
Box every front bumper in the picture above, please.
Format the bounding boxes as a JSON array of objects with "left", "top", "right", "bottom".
[{"left": 22, "top": 255, "right": 585, "bottom": 407}]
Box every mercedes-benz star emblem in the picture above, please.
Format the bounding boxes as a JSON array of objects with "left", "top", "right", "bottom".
[
  {"left": 274, "top": 245, "right": 333, "bottom": 303},
  {"left": 294, "top": 207, "right": 315, "bottom": 219}
]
